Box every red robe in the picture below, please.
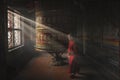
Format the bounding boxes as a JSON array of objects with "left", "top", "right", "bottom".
[{"left": 67, "top": 40, "right": 76, "bottom": 73}]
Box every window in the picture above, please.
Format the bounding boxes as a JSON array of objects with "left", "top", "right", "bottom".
[{"left": 8, "top": 10, "right": 23, "bottom": 50}]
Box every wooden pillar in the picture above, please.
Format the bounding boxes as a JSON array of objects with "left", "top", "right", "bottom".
[{"left": 0, "top": 0, "right": 7, "bottom": 80}]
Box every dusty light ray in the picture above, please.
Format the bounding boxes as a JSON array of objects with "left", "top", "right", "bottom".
[
  {"left": 21, "top": 21, "right": 35, "bottom": 34},
  {"left": 20, "top": 16, "right": 68, "bottom": 51},
  {"left": 20, "top": 15, "right": 67, "bottom": 37}
]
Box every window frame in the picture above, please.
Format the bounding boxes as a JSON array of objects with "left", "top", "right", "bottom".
[{"left": 8, "top": 9, "right": 24, "bottom": 52}]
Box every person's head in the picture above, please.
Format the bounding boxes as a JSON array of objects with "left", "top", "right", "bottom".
[{"left": 67, "top": 33, "right": 73, "bottom": 40}]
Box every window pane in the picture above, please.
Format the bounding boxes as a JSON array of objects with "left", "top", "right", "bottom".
[
  {"left": 8, "top": 11, "right": 14, "bottom": 28},
  {"left": 8, "top": 31, "right": 13, "bottom": 48},
  {"left": 14, "top": 13, "right": 20, "bottom": 29},
  {"left": 14, "top": 30, "right": 21, "bottom": 46}
]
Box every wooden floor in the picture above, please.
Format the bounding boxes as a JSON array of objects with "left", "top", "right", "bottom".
[{"left": 13, "top": 51, "right": 106, "bottom": 80}]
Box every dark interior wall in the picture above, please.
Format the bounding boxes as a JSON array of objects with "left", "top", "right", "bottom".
[
  {"left": 41, "top": 10, "right": 78, "bottom": 34},
  {"left": 76, "top": 1, "right": 119, "bottom": 80},
  {"left": 0, "top": 0, "right": 7, "bottom": 80},
  {"left": 34, "top": 0, "right": 80, "bottom": 34}
]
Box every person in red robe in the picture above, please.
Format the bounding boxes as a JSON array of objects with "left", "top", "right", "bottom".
[{"left": 67, "top": 34, "right": 80, "bottom": 78}]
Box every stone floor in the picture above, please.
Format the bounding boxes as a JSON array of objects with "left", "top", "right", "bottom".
[{"left": 13, "top": 51, "right": 107, "bottom": 80}]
